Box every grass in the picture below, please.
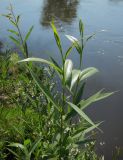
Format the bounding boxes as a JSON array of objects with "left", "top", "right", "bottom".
[{"left": 0, "top": 5, "right": 115, "bottom": 159}]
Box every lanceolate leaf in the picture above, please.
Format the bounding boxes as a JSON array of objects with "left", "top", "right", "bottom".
[
  {"left": 74, "top": 82, "right": 86, "bottom": 105},
  {"left": 29, "top": 137, "right": 42, "bottom": 156},
  {"left": 79, "top": 89, "right": 114, "bottom": 110},
  {"left": 29, "top": 68, "right": 60, "bottom": 112},
  {"left": 66, "top": 35, "right": 82, "bottom": 54},
  {"left": 18, "top": 57, "right": 62, "bottom": 74},
  {"left": 70, "top": 69, "right": 81, "bottom": 91},
  {"left": 64, "top": 59, "right": 73, "bottom": 86},
  {"left": 80, "top": 67, "right": 99, "bottom": 81},
  {"left": 50, "top": 57, "right": 61, "bottom": 69},
  {"left": 79, "top": 19, "right": 84, "bottom": 36},
  {"left": 67, "top": 102, "right": 96, "bottom": 127},
  {"left": 64, "top": 44, "right": 74, "bottom": 60},
  {"left": 8, "top": 29, "right": 19, "bottom": 36},
  {"left": 9, "top": 36, "right": 20, "bottom": 46},
  {"left": 9, "top": 143, "right": 29, "bottom": 156},
  {"left": 51, "top": 22, "right": 62, "bottom": 54},
  {"left": 72, "top": 122, "right": 101, "bottom": 140},
  {"left": 24, "top": 26, "right": 34, "bottom": 44}
]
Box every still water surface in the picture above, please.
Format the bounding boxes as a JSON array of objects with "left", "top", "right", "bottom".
[{"left": 1, "top": 0, "right": 123, "bottom": 158}]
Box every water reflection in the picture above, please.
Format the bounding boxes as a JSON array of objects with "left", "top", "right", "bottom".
[{"left": 40, "top": 0, "right": 79, "bottom": 28}]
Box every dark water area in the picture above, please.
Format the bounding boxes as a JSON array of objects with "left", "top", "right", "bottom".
[{"left": 1, "top": 0, "right": 123, "bottom": 159}]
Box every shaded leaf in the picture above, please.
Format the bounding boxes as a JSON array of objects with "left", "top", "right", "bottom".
[
  {"left": 74, "top": 82, "right": 86, "bottom": 104},
  {"left": 79, "top": 19, "right": 84, "bottom": 36},
  {"left": 79, "top": 89, "right": 114, "bottom": 110},
  {"left": 8, "top": 29, "right": 19, "bottom": 36},
  {"left": 9, "top": 36, "right": 20, "bottom": 46},
  {"left": 64, "top": 59, "right": 73, "bottom": 86},
  {"left": 29, "top": 137, "right": 42, "bottom": 156},
  {"left": 67, "top": 102, "right": 96, "bottom": 127},
  {"left": 24, "top": 26, "right": 34, "bottom": 44}
]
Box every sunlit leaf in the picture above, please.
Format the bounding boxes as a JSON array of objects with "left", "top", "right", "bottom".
[
  {"left": 18, "top": 57, "right": 62, "bottom": 74},
  {"left": 70, "top": 69, "right": 81, "bottom": 91},
  {"left": 51, "top": 21, "right": 62, "bottom": 54},
  {"left": 64, "top": 59, "right": 73, "bottom": 86},
  {"left": 80, "top": 67, "right": 99, "bottom": 81}
]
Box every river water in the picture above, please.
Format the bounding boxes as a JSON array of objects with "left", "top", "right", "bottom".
[{"left": 1, "top": 0, "right": 123, "bottom": 159}]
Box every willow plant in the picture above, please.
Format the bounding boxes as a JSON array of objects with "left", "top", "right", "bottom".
[
  {"left": 15, "top": 20, "right": 114, "bottom": 159},
  {"left": 3, "top": 4, "right": 33, "bottom": 58}
]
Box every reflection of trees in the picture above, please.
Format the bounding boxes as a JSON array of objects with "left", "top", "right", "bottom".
[{"left": 41, "top": 0, "right": 79, "bottom": 28}]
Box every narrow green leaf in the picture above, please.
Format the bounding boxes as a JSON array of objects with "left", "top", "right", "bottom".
[
  {"left": 64, "top": 59, "right": 73, "bottom": 86},
  {"left": 10, "top": 19, "right": 16, "bottom": 27},
  {"left": 8, "top": 29, "right": 19, "bottom": 36},
  {"left": 67, "top": 102, "right": 96, "bottom": 127},
  {"left": 9, "top": 36, "right": 20, "bottom": 46},
  {"left": 18, "top": 57, "right": 62, "bottom": 74},
  {"left": 72, "top": 122, "right": 100, "bottom": 140},
  {"left": 17, "top": 15, "right": 20, "bottom": 24},
  {"left": 28, "top": 68, "right": 60, "bottom": 112},
  {"left": 29, "top": 137, "right": 41, "bottom": 156},
  {"left": 76, "top": 138, "right": 94, "bottom": 145},
  {"left": 85, "top": 33, "right": 95, "bottom": 43},
  {"left": 24, "top": 26, "right": 34, "bottom": 44},
  {"left": 66, "top": 35, "right": 82, "bottom": 54},
  {"left": 70, "top": 69, "right": 81, "bottom": 91},
  {"left": 82, "top": 122, "right": 102, "bottom": 136},
  {"left": 64, "top": 44, "right": 74, "bottom": 60},
  {"left": 74, "top": 82, "right": 86, "bottom": 105},
  {"left": 51, "top": 21, "right": 62, "bottom": 54},
  {"left": 80, "top": 67, "right": 99, "bottom": 81},
  {"left": 79, "top": 89, "right": 114, "bottom": 110},
  {"left": 7, "top": 148, "right": 20, "bottom": 158},
  {"left": 8, "top": 143, "right": 29, "bottom": 156},
  {"left": 50, "top": 57, "right": 61, "bottom": 69},
  {"left": 79, "top": 19, "right": 84, "bottom": 36}
]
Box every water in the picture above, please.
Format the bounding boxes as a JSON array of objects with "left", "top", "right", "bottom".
[{"left": 1, "top": 0, "right": 123, "bottom": 158}]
